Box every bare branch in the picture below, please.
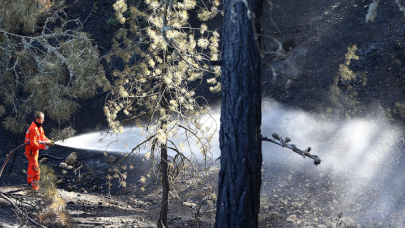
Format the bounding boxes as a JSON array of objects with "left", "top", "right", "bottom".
[
  {"left": 261, "top": 134, "right": 321, "bottom": 166},
  {"left": 0, "top": 30, "right": 37, "bottom": 39},
  {"left": 114, "top": 134, "right": 157, "bottom": 168},
  {"left": 0, "top": 192, "right": 47, "bottom": 228}
]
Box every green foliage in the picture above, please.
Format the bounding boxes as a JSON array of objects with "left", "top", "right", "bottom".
[
  {"left": 389, "top": 101, "right": 405, "bottom": 118},
  {"left": 39, "top": 164, "right": 57, "bottom": 190},
  {"left": 329, "top": 45, "right": 367, "bottom": 117},
  {"left": 0, "top": 0, "right": 45, "bottom": 33},
  {"left": 397, "top": 0, "right": 405, "bottom": 16},
  {"left": 93, "top": 2, "right": 99, "bottom": 12},
  {"left": 366, "top": 0, "right": 379, "bottom": 23},
  {"left": 37, "top": 164, "right": 72, "bottom": 227},
  {"left": 0, "top": 10, "right": 109, "bottom": 137},
  {"left": 0, "top": 0, "right": 65, "bottom": 33},
  {"left": 49, "top": 126, "right": 77, "bottom": 141},
  {"left": 367, "top": 0, "right": 405, "bottom": 22},
  {"left": 106, "top": 17, "right": 120, "bottom": 27},
  {"left": 0, "top": 105, "right": 5, "bottom": 116}
]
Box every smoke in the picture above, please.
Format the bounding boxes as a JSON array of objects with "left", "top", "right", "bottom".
[
  {"left": 261, "top": 99, "right": 402, "bottom": 181},
  {"left": 260, "top": 98, "right": 405, "bottom": 226},
  {"left": 56, "top": 98, "right": 405, "bottom": 225}
]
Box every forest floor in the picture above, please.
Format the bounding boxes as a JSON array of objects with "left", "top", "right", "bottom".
[{"left": 2, "top": 0, "right": 405, "bottom": 227}]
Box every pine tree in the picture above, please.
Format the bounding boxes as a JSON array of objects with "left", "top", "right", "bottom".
[
  {"left": 0, "top": 1, "right": 109, "bottom": 139},
  {"left": 329, "top": 45, "right": 367, "bottom": 118},
  {"left": 105, "top": 0, "right": 220, "bottom": 226}
]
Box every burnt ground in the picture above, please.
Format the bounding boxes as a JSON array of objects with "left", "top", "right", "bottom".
[{"left": 2, "top": 0, "right": 405, "bottom": 227}]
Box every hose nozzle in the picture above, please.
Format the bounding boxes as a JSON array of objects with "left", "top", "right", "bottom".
[{"left": 38, "top": 141, "right": 54, "bottom": 146}]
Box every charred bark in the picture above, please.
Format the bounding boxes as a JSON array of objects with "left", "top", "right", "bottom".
[
  {"left": 215, "top": 0, "right": 263, "bottom": 227},
  {"left": 158, "top": 143, "right": 169, "bottom": 228},
  {"left": 158, "top": 83, "right": 169, "bottom": 228}
]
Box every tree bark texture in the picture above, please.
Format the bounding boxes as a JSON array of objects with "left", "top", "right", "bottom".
[
  {"left": 215, "top": 0, "right": 263, "bottom": 227},
  {"left": 158, "top": 144, "right": 169, "bottom": 228},
  {"left": 158, "top": 86, "right": 169, "bottom": 228}
]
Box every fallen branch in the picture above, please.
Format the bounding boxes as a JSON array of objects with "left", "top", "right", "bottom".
[
  {"left": 76, "top": 160, "right": 97, "bottom": 180},
  {"left": 261, "top": 133, "right": 321, "bottom": 166},
  {"left": 75, "top": 220, "right": 112, "bottom": 225},
  {"left": 0, "top": 192, "right": 46, "bottom": 228}
]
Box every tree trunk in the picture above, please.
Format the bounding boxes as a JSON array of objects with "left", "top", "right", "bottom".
[
  {"left": 158, "top": 143, "right": 169, "bottom": 228},
  {"left": 215, "top": 0, "right": 263, "bottom": 227},
  {"left": 158, "top": 84, "right": 169, "bottom": 228}
]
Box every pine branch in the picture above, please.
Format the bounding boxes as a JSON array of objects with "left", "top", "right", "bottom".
[
  {"left": 0, "top": 30, "right": 37, "bottom": 39},
  {"left": 261, "top": 134, "right": 321, "bottom": 166},
  {"left": 160, "top": 0, "right": 219, "bottom": 75}
]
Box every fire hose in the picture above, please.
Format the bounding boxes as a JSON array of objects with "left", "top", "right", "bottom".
[
  {"left": 0, "top": 141, "right": 56, "bottom": 228},
  {"left": 0, "top": 141, "right": 55, "bottom": 180}
]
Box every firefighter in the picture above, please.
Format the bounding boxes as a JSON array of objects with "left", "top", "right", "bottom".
[{"left": 24, "top": 111, "right": 53, "bottom": 190}]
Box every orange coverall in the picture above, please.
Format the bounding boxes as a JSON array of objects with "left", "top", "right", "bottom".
[{"left": 24, "top": 121, "right": 50, "bottom": 190}]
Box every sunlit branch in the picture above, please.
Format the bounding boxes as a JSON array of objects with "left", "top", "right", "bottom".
[
  {"left": 178, "top": 124, "right": 211, "bottom": 159},
  {"left": 114, "top": 134, "right": 157, "bottom": 168},
  {"left": 160, "top": 0, "right": 219, "bottom": 76}
]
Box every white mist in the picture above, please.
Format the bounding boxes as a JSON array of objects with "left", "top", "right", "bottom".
[{"left": 56, "top": 98, "right": 405, "bottom": 225}]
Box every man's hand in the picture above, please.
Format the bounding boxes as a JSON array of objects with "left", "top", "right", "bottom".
[{"left": 39, "top": 140, "right": 54, "bottom": 146}]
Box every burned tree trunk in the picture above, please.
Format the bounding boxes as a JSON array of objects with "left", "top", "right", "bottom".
[
  {"left": 158, "top": 84, "right": 169, "bottom": 228},
  {"left": 158, "top": 143, "right": 169, "bottom": 228},
  {"left": 215, "top": 0, "right": 263, "bottom": 227}
]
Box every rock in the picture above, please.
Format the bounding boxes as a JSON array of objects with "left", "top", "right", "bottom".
[
  {"left": 80, "top": 188, "right": 87, "bottom": 193},
  {"left": 59, "top": 162, "right": 68, "bottom": 169},
  {"left": 268, "top": 211, "right": 281, "bottom": 220},
  {"left": 170, "top": 216, "right": 182, "bottom": 221},
  {"left": 286, "top": 214, "right": 297, "bottom": 223},
  {"left": 110, "top": 200, "right": 120, "bottom": 205},
  {"left": 65, "top": 152, "right": 77, "bottom": 165},
  {"left": 62, "top": 170, "right": 67, "bottom": 174},
  {"left": 39, "top": 157, "right": 48, "bottom": 163},
  {"left": 107, "top": 155, "right": 116, "bottom": 164},
  {"left": 22, "top": 169, "right": 26, "bottom": 174},
  {"left": 137, "top": 200, "right": 147, "bottom": 206},
  {"left": 56, "top": 179, "right": 63, "bottom": 184},
  {"left": 65, "top": 185, "right": 73, "bottom": 192},
  {"left": 183, "top": 202, "right": 197, "bottom": 208},
  {"left": 67, "top": 165, "right": 73, "bottom": 170},
  {"left": 337, "top": 217, "right": 360, "bottom": 228},
  {"left": 317, "top": 225, "right": 327, "bottom": 228}
]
